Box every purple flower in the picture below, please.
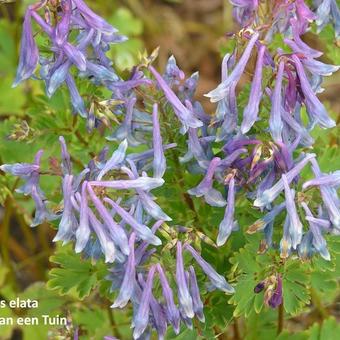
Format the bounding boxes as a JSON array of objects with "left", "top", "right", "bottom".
[
  {"left": 104, "top": 197, "right": 162, "bottom": 246},
  {"left": 176, "top": 241, "right": 194, "bottom": 319},
  {"left": 282, "top": 174, "right": 303, "bottom": 249},
  {"left": 296, "top": 0, "right": 316, "bottom": 32},
  {"left": 188, "top": 157, "right": 226, "bottom": 207},
  {"left": 122, "top": 162, "right": 172, "bottom": 222},
  {"left": 133, "top": 266, "right": 156, "bottom": 339},
  {"left": 280, "top": 215, "right": 292, "bottom": 259},
  {"left": 97, "top": 139, "right": 128, "bottom": 180},
  {"left": 303, "top": 171, "right": 340, "bottom": 189},
  {"left": 157, "top": 264, "right": 180, "bottom": 334},
  {"left": 315, "top": 0, "right": 340, "bottom": 38},
  {"left": 72, "top": 0, "right": 118, "bottom": 35},
  {"left": 241, "top": 44, "right": 266, "bottom": 134},
  {"left": 284, "top": 19, "right": 322, "bottom": 58},
  {"left": 301, "top": 202, "right": 330, "bottom": 260},
  {"left": 254, "top": 153, "right": 316, "bottom": 207},
  {"left": 180, "top": 128, "right": 209, "bottom": 167},
  {"left": 268, "top": 275, "right": 283, "bottom": 308},
  {"left": 86, "top": 184, "right": 130, "bottom": 255},
  {"left": 205, "top": 32, "right": 259, "bottom": 103},
  {"left": 89, "top": 177, "right": 164, "bottom": 191},
  {"left": 13, "top": 10, "right": 39, "bottom": 87},
  {"left": 75, "top": 181, "right": 91, "bottom": 253},
  {"left": 217, "top": 177, "right": 236, "bottom": 246},
  {"left": 85, "top": 61, "right": 119, "bottom": 81},
  {"left": 59, "top": 136, "right": 72, "bottom": 175},
  {"left": 188, "top": 266, "right": 205, "bottom": 322},
  {"left": 301, "top": 58, "right": 339, "bottom": 77},
  {"left": 269, "top": 60, "right": 284, "bottom": 142},
  {"left": 247, "top": 202, "right": 286, "bottom": 234},
  {"left": 138, "top": 190, "right": 172, "bottom": 222},
  {"left": 254, "top": 281, "right": 265, "bottom": 293},
  {"left": 310, "top": 158, "right": 340, "bottom": 229},
  {"left": 184, "top": 243, "right": 234, "bottom": 294},
  {"left": 73, "top": 193, "right": 117, "bottom": 263},
  {"left": 163, "top": 55, "right": 185, "bottom": 86},
  {"left": 65, "top": 75, "right": 87, "bottom": 118},
  {"left": 149, "top": 65, "right": 203, "bottom": 134},
  {"left": 292, "top": 54, "right": 336, "bottom": 129},
  {"left": 214, "top": 53, "right": 238, "bottom": 140},
  {"left": 53, "top": 175, "right": 77, "bottom": 244},
  {"left": 1, "top": 149, "right": 43, "bottom": 196},
  {"left": 230, "top": 0, "right": 259, "bottom": 27},
  {"left": 111, "top": 233, "right": 136, "bottom": 308},
  {"left": 107, "top": 97, "right": 140, "bottom": 146},
  {"left": 31, "top": 185, "right": 58, "bottom": 227},
  {"left": 152, "top": 103, "right": 166, "bottom": 178},
  {"left": 47, "top": 61, "right": 70, "bottom": 97},
  {"left": 54, "top": 0, "right": 72, "bottom": 45}
]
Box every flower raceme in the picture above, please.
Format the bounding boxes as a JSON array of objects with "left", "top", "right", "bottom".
[{"left": 3, "top": 0, "right": 340, "bottom": 338}]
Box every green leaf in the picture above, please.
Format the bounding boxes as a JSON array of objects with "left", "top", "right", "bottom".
[
  {"left": 47, "top": 248, "right": 99, "bottom": 299},
  {"left": 282, "top": 262, "right": 310, "bottom": 315}
]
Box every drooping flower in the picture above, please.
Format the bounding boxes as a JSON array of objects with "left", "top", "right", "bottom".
[
  {"left": 157, "top": 264, "right": 181, "bottom": 334},
  {"left": 86, "top": 184, "right": 130, "bottom": 255},
  {"left": 217, "top": 177, "right": 236, "bottom": 246},
  {"left": 240, "top": 44, "right": 266, "bottom": 134},
  {"left": 254, "top": 153, "right": 316, "bottom": 207},
  {"left": 30, "top": 185, "right": 58, "bottom": 227},
  {"left": 184, "top": 243, "right": 234, "bottom": 294},
  {"left": 292, "top": 54, "right": 336, "bottom": 129},
  {"left": 310, "top": 158, "right": 340, "bottom": 229},
  {"left": 269, "top": 60, "right": 285, "bottom": 142},
  {"left": 13, "top": 10, "right": 39, "bottom": 87},
  {"left": 53, "top": 174, "right": 77, "bottom": 244},
  {"left": 111, "top": 233, "right": 136, "bottom": 308},
  {"left": 73, "top": 193, "right": 118, "bottom": 263},
  {"left": 176, "top": 241, "right": 195, "bottom": 319},
  {"left": 303, "top": 170, "right": 340, "bottom": 189},
  {"left": 104, "top": 197, "right": 162, "bottom": 246},
  {"left": 133, "top": 266, "right": 156, "bottom": 339},
  {"left": 97, "top": 139, "right": 128, "bottom": 180},
  {"left": 0, "top": 149, "right": 43, "bottom": 196},
  {"left": 188, "top": 157, "right": 226, "bottom": 207},
  {"left": 152, "top": 103, "right": 166, "bottom": 178},
  {"left": 314, "top": 0, "right": 340, "bottom": 38},
  {"left": 188, "top": 266, "right": 205, "bottom": 322},
  {"left": 72, "top": 0, "right": 118, "bottom": 35},
  {"left": 247, "top": 202, "right": 286, "bottom": 234},
  {"left": 267, "top": 275, "right": 283, "bottom": 308},
  {"left": 74, "top": 181, "right": 91, "bottom": 253},
  {"left": 149, "top": 65, "right": 203, "bottom": 134},
  {"left": 282, "top": 174, "right": 303, "bottom": 249},
  {"left": 88, "top": 177, "right": 164, "bottom": 191},
  {"left": 205, "top": 32, "right": 259, "bottom": 103},
  {"left": 301, "top": 202, "right": 330, "bottom": 260}
]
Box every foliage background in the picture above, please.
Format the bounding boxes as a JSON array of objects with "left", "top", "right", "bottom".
[{"left": 0, "top": 0, "right": 339, "bottom": 339}]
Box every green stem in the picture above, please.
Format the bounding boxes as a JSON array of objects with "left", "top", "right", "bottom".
[
  {"left": 277, "top": 302, "right": 284, "bottom": 335},
  {"left": 310, "top": 287, "right": 328, "bottom": 319},
  {"left": 107, "top": 305, "right": 122, "bottom": 339}
]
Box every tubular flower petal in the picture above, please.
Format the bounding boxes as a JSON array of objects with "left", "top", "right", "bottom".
[
  {"left": 185, "top": 244, "right": 234, "bottom": 294},
  {"left": 13, "top": 10, "right": 39, "bottom": 87},
  {"left": 269, "top": 61, "right": 284, "bottom": 142},
  {"left": 241, "top": 44, "right": 265, "bottom": 134},
  {"left": 217, "top": 177, "right": 236, "bottom": 246},
  {"left": 176, "top": 241, "right": 195, "bottom": 319}
]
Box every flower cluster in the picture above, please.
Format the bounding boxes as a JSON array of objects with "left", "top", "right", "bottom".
[
  {"left": 2, "top": 0, "right": 340, "bottom": 338},
  {"left": 183, "top": 0, "right": 340, "bottom": 261}
]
